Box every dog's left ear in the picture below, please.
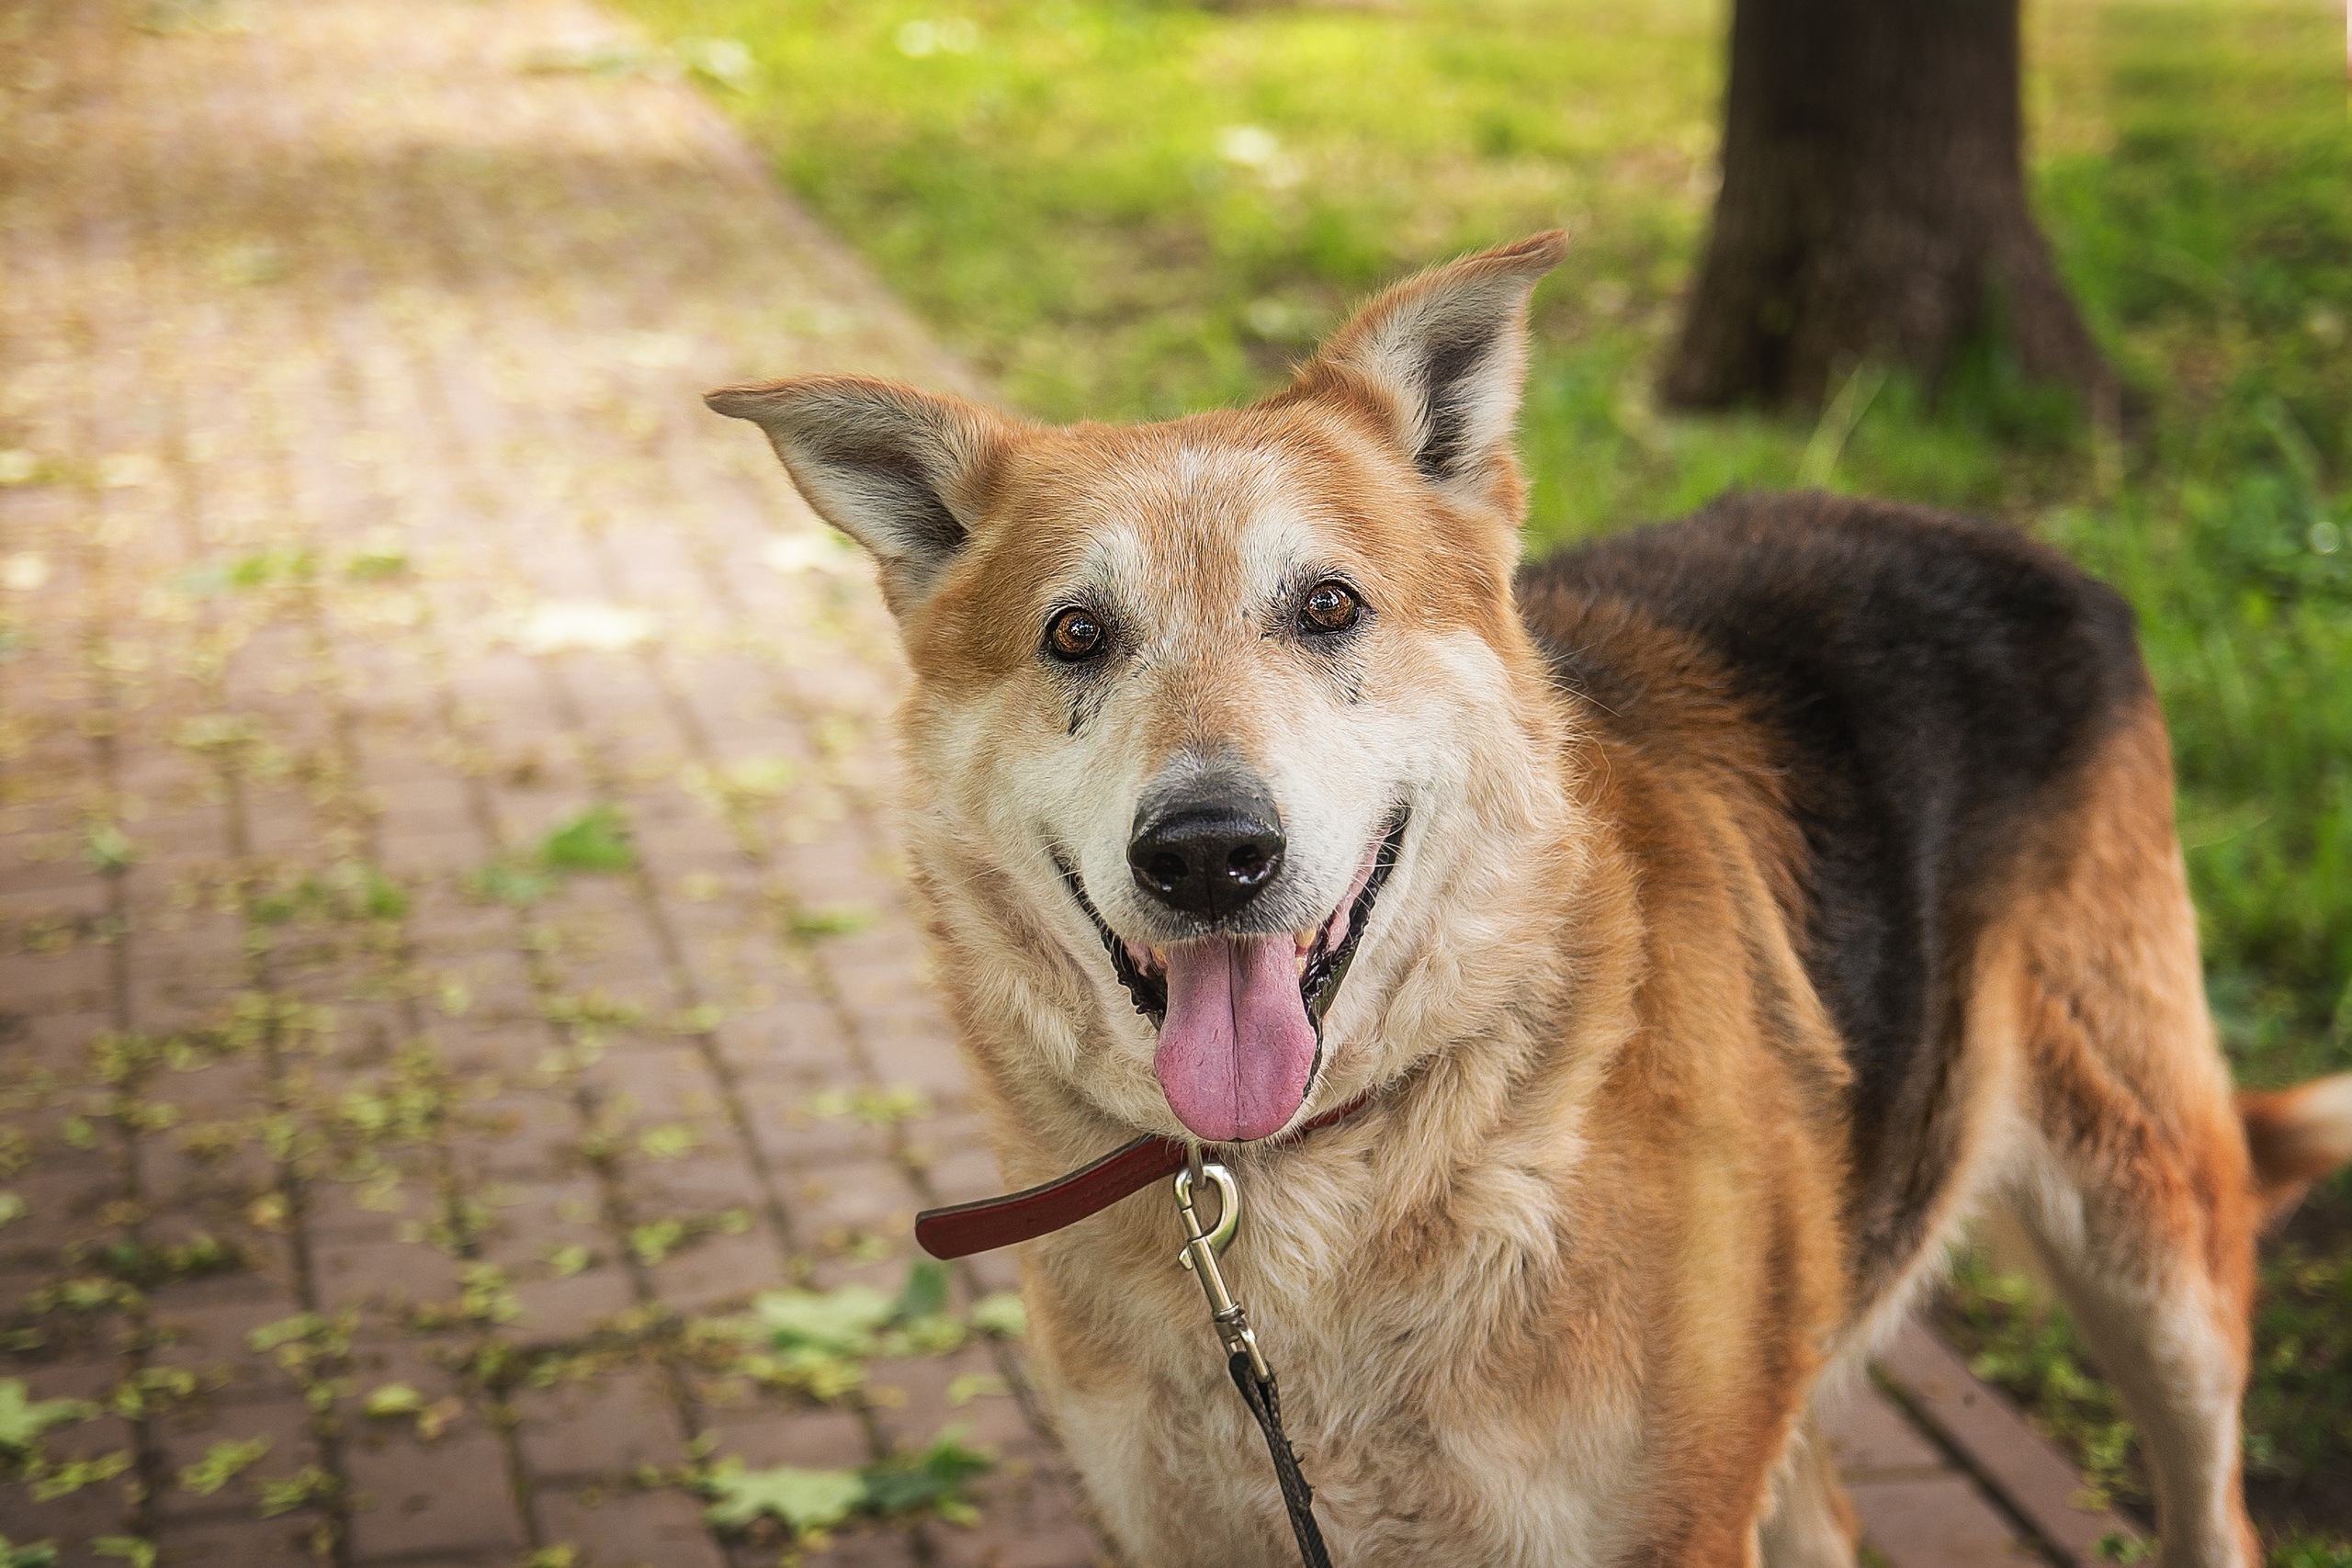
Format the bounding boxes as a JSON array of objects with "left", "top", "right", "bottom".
[
  {"left": 703, "top": 376, "right": 1018, "bottom": 616},
  {"left": 1292, "top": 231, "right": 1566, "bottom": 513}
]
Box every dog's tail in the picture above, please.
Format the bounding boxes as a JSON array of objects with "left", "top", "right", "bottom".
[{"left": 2241, "top": 1072, "right": 2352, "bottom": 1222}]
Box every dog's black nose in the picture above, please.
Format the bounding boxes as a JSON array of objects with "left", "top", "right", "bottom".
[{"left": 1128, "top": 784, "right": 1285, "bottom": 919}]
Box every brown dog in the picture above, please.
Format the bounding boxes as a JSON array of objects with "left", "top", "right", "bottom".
[{"left": 709, "top": 233, "right": 2352, "bottom": 1567}]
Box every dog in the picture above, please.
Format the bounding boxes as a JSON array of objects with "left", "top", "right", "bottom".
[{"left": 708, "top": 232, "right": 2352, "bottom": 1567}]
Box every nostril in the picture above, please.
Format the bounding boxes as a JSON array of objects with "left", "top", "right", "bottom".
[
  {"left": 1144, "top": 851, "right": 1188, "bottom": 891},
  {"left": 1226, "top": 843, "right": 1271, "bottom": 886}
]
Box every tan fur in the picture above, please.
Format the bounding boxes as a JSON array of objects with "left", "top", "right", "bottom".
[
  {"left": 2242, "top": 1076, "right": 2352, "bottom": 1220},
  {"left": 708, "top": 235, "right": 2352, "bottom": 1567}
]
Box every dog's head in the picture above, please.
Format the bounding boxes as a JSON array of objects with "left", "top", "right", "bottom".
[{"left": 710, "top": 233, "right": 1576, "bottom": 1145}]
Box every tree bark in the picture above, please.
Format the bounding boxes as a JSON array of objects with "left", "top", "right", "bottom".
[{"left": 1663, "top": 0, "right": 2112, "bottom": 412}]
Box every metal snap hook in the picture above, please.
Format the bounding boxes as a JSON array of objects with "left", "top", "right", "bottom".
[{"left": 1174, "top": 1159, "right": 1239, "bottom": 1270}]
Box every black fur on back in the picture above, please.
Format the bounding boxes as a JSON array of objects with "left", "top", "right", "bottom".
[{"left": 1517, "top": 491, "right": 2151, "bottom": 1285}]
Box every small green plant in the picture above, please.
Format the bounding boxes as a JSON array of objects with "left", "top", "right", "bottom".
[{"left": 538, "top": 805, "right": 634, "bottom": 873}]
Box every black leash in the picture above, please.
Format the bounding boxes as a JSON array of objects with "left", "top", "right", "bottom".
[
  {"left": 1228, "top": 1348, "right": 1334, "bottom": 1567},
  {"left": 1171, "top": 1156, "right": 1334, "bottom": 1568}
]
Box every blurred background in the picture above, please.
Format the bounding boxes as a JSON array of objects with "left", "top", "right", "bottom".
[{"left": 1, "top": 0, "right": 2346, "bottom": 1563}]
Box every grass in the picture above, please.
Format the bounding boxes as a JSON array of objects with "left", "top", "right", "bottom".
[{"left": 611, "top": 0, "right": 2352, "bottom": 1552}]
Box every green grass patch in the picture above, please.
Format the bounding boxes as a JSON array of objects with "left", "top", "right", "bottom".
[{"left": 616, "top": 0, "right": 2352, "bottom": 1548}]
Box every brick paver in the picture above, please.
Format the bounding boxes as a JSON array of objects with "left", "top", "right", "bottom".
[
  {"left": 0, "top": 3, "right": 2100, "bottom": 1565},
  {"left": 1, "top": 2, "right": 1076, "bottom": 1562}
]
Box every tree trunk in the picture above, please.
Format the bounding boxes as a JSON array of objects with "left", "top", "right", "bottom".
[{"left": 1663, "top": 0, "right": 2112, "bottom": 412}]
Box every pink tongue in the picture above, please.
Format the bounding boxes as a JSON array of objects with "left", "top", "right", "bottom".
[{"left": 1155, "top": 935, "right": 1317, "bottom": 1142}]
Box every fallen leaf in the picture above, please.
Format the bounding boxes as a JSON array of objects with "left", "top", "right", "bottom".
[{"left": 703, "top": 1461, "right": 864, "bottom": 1533}]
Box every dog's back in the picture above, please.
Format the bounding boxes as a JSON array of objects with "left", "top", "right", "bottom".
[{"left": 1521, "top": 493, "right": 2154, "bottom": 1284}]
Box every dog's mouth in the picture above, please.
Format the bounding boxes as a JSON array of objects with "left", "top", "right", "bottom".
[{"left": 1058, "top": 810, "right": 1408, "bottom": 1141}]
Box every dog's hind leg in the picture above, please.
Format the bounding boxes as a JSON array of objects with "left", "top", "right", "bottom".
[
  {"left": 2003, "top": 1133, "right": 2255, "bottom": 1568},
  {"left": 1997, "top": 711, "right": 2261, "bottom": 1568},
  {"left": 1758, "top": 1416, "right": 1859, "bottom": 1568}
]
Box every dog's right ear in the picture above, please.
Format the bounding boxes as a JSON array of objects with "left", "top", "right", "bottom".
[
  {"left": 704, "top": 377, "right": 1016, "bottom": 615},
  {"left": 1288, "top": 231, "right": 1565, "bottom": 520}
]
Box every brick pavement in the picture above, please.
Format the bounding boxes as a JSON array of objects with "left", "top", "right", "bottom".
[{"left": 0, "top": 2, "right": 2108, "bottom": 1564}]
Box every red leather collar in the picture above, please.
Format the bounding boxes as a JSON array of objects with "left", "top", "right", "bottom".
[{"left": 914, "top": 1090, "right": 1377, "bottom": 1260}]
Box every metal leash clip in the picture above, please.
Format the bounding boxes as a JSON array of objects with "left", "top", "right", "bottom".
[
  {"left": 1172, "top": 1147, "right": 1270, "bottom": 1382},
  {"left": 1170, "top": 1147, "right": 1333, "bottom": 1567}
]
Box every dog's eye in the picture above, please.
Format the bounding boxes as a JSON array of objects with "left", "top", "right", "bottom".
[
  {"left": 1300, "top": 581, "right": 1361, "bottom": 635},
  {"left": 1046, "top": 606, "right": 1106, "bottom": 661}
]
